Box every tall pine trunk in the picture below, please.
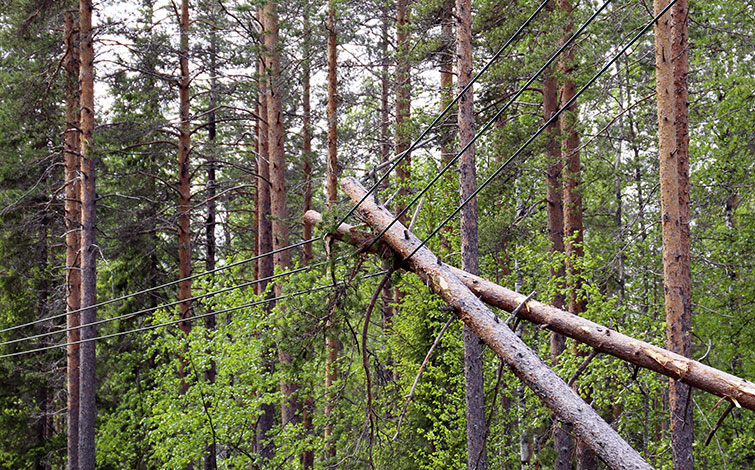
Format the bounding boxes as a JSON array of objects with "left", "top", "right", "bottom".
[
  {"left": 456, "top": 0, "right": 487, "bottom": 467},
  {"left": 395, "top": 0, "right": 411, "bottom": 224},
  {"left": 557, "top": 0, "right": 594, "bottom": 468},
  {"left": 256, "top": 22, "right": 275, "bottom": 460},
  {"left": 64, "top": 13, "right": 81, "bottom": 470},
  {"left": 300, "top": 3, "right": 315, "bottom": 468},
  {"left": 175, "top": 0, "right": 194, "bottom": 409},
  {"left": 544, "top": 40, "right": 572, "bottom": 470},
  {"left": 204, "top": 3, "right": 218, "bottom": 469},
  {"left": 78, "top": 0, "right": 97, "bottom": 467},
  {"left": 655, "top": 0, "right": 693, "bottom": 468},
  {"left": 323, "top": 0, "right": 339, "bottom": 458},
  {"left": 263, "top": 0, "right": 298, "bottom": 427}
]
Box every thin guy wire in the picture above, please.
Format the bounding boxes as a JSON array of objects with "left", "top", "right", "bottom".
[
  {"left": 0, "top": 254, "right": 348, "bottom": 347},
  {"left": 0, "top": 236, "right": 320, "bottom": 335},
  {"left": 333, "top": 0, "right": 551, "bottom": 229},
  {"left": 362, "top": 0, "right": 614, "bottom": 252},
  {"left": 0, "top": 270, "right": 388, "bottom": 359},
  {"left": 403, "top": 0, "right": 678, "bottom": 263}
]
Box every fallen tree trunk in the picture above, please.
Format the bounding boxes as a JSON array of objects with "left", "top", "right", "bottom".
[
  {"left": 304, "top": 208, "right": 755, "bottom": 412},
  {"left": 340, "top": 177, "right": 652, "bottom": 470}
]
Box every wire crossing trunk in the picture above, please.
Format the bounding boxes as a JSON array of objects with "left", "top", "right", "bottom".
[
  {"left": 455, "top": 0, "right": 487, "bottom": 467},
  {"left": 264, "top": 0, "right": 299, "bottom": 427},
  {"left": 256, "top": 19, "right": 275, "bottom": 461},
  {"left": 78, "top": 0, "right": 97, "bottom": 468},
  {"left": 63, "top": 13, "right": 81, "bottom": 470}
]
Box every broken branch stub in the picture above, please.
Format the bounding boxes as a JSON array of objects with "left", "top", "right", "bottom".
[{"left": 341, "top": 176, "right": 652, "bottom": 470}]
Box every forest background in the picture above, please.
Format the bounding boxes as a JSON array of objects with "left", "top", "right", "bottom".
[{"left": 0, "top": 0, "right": 753, "bottom": 468}]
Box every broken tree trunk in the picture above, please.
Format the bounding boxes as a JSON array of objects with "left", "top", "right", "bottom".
[
  {"left": 340, "top": 177, "right": 652, "bottom": 470},
  {"left": 303, "top": 209, "right": 755, "bottom": 412}
]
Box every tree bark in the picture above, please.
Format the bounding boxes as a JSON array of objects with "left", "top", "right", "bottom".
[
  {"left": 543, "top": 20, "right": 571, "bottom": 466},
  {"left": 64, "top": 13, "right": 81, "bottom": 470},
  {"left": 78, "top": 0, "right": 97, "bottom": 467},
  {"left": 341, "top": 177, "right": 652, "bottom": 470},
  {"left": 204, "top": 3, "right": 218, "bottom": 468},
  {"left": 455, "top": 0, "right": 487, "bottom": 466},
  {"left": 656, "top": 0, "right": 694, "bottom": 467},
  {"left": 301, "top": 3, "right": 315, "bottom": 468},
  {"left": 256, "top": 14, "right": 275, "bottom": 460},
  {"left": 263, "top": 0, "right": 298, "bottom": 427},
  {"left": 304, "top": 209, "right": 755, "bottom": 412},
  {"left": 557, "top": 0, "right": 594, "bottom": 467},
  {"left": 395, "top": 0, "right": 411, "bottom": 224},
  {"left": 177, "top": 0, "right": 193, "bottom": 397},
  {"left": 324, "top": 0, "right": 338, "bottom": 457}
]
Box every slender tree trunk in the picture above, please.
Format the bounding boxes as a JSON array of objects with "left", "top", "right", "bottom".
[
  {"left": 440, "top": 0, "right": 454, "bottom": 254},
  {"left": 204, "top": 3, "right": 218, "bottom": 469},
  {"left": 255, "top": 24, "right": 275, "bottom": 461},
  {"left": 300, "top": 4, "right": 315, "bottom": 467},
  {"left": 455, "top": 1, "right": 487, "bottom": 467},
  {"left": 544, "top": 40, "right": 572, "bottom": 470},
  {"left": 64, "top": 13, "right": 81, "bottom": 470},
  {"left": 655, "top": 0, "right": 693, "bottom": 468},
  {"left": 456, "top": 0, "right": 488, "bottom": 465},
  {"left": 395, "top": 0, "right": 411, "bottom": 224},
  {"left": 263, "top": 0, "right": 298, "bottom": 427},
  {"left": 176, "top": 0, "right": 193, "bottom": 399},
  {"left": 78, "top": 0, "right": 97, "bottom": 467},
  {"left": 323, "top": 0, "right": 339, "bottom": 457},
  {"left": 557, "top": 1, "right": 594, "bottom": 468}
]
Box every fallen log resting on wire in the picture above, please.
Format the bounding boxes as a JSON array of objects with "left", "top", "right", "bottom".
[
  {"left": 339, "top": 177, "right": 652, "bottom": 470},
  {"left": 304, "top": 204, "right": 755, "bottom": 412}
]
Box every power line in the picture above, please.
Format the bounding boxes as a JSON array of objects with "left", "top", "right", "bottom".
[
  {"left": 0, "top": 270, "right": 388, "bottom": 359},
  {"left": 0, "top": 237, "right": 320, "bottom": 336},
  {"left": 334, "top": 0, "right": 551, "bottom": 229},
  {"left": 0, "top": 2, "right": 550, "bottom": 339},
  {"left": 0, "top": 254, "right": 351, "bottom": 348},
  {"left": 0, "top": 1, "right": 546, "bottom": 339},
  {"left": 361, "top": 0, "right": 614, "bottom": 253},
  {"left": 402, "top": 0, "right": 678, "bottom": 263}
]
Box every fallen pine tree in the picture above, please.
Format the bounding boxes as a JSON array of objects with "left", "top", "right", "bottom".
[
  {"left": 304, "top": 190, "right": 755, "bottom": 413},
  {"left": 337, "top": 177, "right": 652, "bottom": 470}
]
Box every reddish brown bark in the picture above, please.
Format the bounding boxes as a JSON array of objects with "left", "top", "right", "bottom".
[
  {"left": 63, "top": 13, "right": 81, "bottom": 470},
  {"left": 656, "top": 0, "right": 693, "bottom": 467},
  {"left": 256, "top": 10, "right": 275, "bottom": 460},
  {"left": 544, "top": 44, "right": 572, "bottom": 470},
  {"left": 557, "top": 0, "right": 594, "bottom": 467},
  {"left": 78, "top": 0, "right": 97, "bottom": 467},
  {"left": 323, "top": 0, "right": 339, "bottom": 456},
  {"left": 305, "top": 209, "right": 755, "bottom": 412},
  {"left": 264, "top": 0, "right": 298, "bottom": 427},
  {"left": 341, "top": 178, "right": 652, "bottom": 470}
]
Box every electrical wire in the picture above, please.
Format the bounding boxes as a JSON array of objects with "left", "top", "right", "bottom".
[
  {"left": 360, "top": 0, "right": 614, "bottom": 253},
  {"left": 402, "top": 0, "right": 678, "bottom": 263},
  {"left": 0, "top": 0, "right": 550, "bottom": 339},
  {"left": 0, "top": 254, "right": 352, "bottom": 347},
  {"left": 333, "top": 0, "right": 552, "bottom": 229},
  {"left": 0, "top": 270, "right": 388, "bottom": 359},
  {"left": 0, "top": 237, "right": 320, "bottom": 335}
]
